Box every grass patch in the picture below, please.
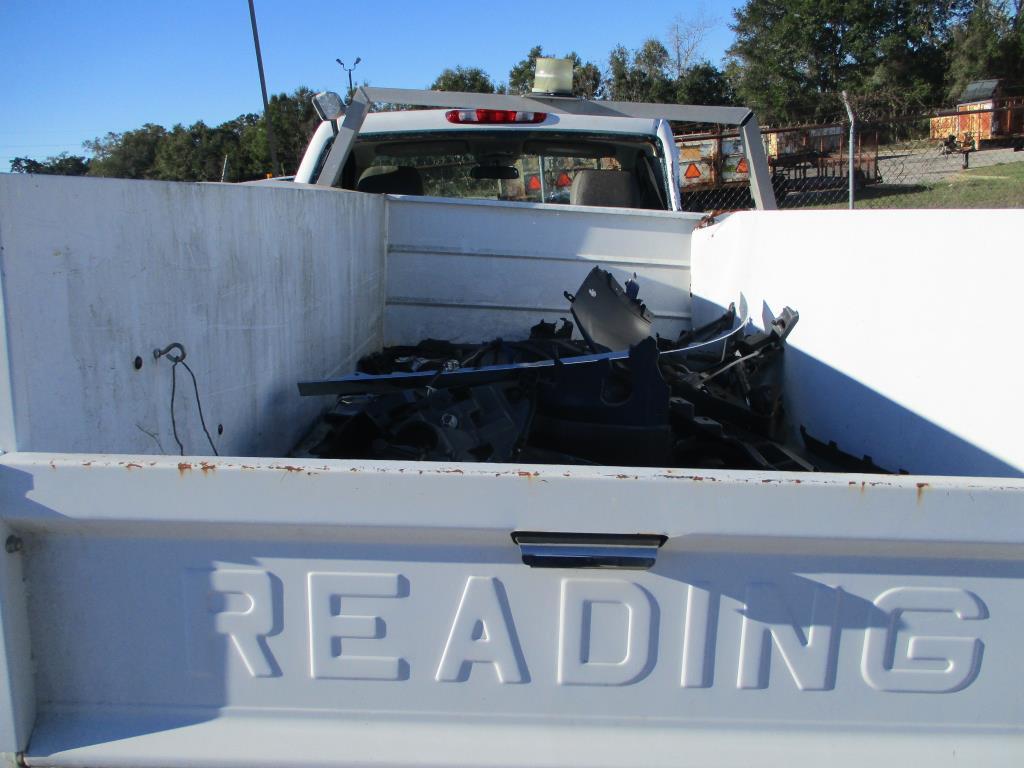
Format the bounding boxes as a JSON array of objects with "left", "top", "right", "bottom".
[{"left": 856, "top": 160, "right": 1024, "bottom": 208}]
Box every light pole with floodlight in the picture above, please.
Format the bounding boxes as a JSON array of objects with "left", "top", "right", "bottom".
[{"left": 336, "top": 57, "right": 361, "bottom": 103}]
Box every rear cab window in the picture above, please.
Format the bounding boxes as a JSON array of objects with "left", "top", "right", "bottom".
[{"left": 343, "top": 130, "right": 670, "bottom": 210}]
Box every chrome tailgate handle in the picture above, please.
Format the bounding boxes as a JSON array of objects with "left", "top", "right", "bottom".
[{"left": 511, "top": 532, "right": 667, "bottom": 570}]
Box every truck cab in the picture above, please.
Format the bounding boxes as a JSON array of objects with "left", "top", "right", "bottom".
[{"left": 294, "top": 107, "right": 684, "bottom": 211}]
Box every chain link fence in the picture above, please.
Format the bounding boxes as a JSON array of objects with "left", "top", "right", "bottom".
[{"left": 674, "top": 102, "right": 1024, "bottom": 212}]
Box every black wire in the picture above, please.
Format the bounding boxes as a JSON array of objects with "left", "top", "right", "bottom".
[
  {"left": 181, "top": 360, "right": 219, "bottom": 456},
  {"left": 169, "top": 362, "right": 185, "bottom": 456},
  {"left": 168, "top": 360, "right": 219, "bottom": 457}
]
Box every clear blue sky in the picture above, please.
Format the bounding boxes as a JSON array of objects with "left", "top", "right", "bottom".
[{"left": 0, "top": 0, "right": 740, "bottom": 170}]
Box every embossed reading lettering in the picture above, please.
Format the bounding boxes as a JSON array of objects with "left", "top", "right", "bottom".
[
  {"left": 736, "top": 582, "right": 840, "bottom": 690},
  {"left": 436, "top": 576, "right": 527, "bottom": 683},
  {"left": 861, "top": 587, "right": 986, "bottom": 693},
  {"left": 558, "top": 578, "right": 653, "bottom": 686},
  {"left": 681, "top": 582, "right": 714, "bottom": 688},
  {"left": 183, "top": 567, "right": 277, "bottom": 677},
  {"left": 307, "top": 572, "right": 406, "bottom": 680}
]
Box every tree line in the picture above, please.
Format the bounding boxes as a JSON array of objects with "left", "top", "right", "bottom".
[
  {"left": 11, "top": 0, "right": 1021, "bottom": 180},
  {"left": 10, "top": 87, "right": 320, "bottom": 181}
]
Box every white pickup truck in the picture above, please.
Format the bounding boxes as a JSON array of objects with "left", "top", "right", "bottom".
[
  {"left": 291, "top": 86, "right": 776, "bottom": 213},
  {"left": 0, "top": 86, "right": 1021, "bottom": 768}
]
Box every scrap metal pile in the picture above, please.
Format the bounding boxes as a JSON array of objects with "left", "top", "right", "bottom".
[{"left": 295, "top": 267, "right": 816, "bottom": 471}]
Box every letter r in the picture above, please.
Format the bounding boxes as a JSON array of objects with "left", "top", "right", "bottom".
[{"left": 183, "top": 567, "right": 276, "bottom": 678}]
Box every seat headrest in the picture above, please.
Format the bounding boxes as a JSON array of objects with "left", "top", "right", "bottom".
[
  {"left": 569, "top": 169, "right": 638, "bottom": 208},
  {"left": 357, "top": 165, "right": 424, "bottom": 196}
]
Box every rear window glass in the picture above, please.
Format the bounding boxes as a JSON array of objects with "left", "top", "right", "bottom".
[
  {"left": 347, "top": 130, "right": 670, "bottom": 207},
  {"left": 365, "top": 150, "right": 621, "bottom": 204}
]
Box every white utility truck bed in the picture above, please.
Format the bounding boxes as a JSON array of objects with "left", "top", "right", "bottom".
[{"left": 0, "top": 87, "right": 1021, "bottom": 767}]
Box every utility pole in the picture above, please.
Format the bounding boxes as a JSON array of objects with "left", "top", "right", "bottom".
[
  {"left": 248, "top": 0, "right": 281, "bottom": 177},
  {"left": 336, "top": 57, "right": 361, "bottom": 103}
]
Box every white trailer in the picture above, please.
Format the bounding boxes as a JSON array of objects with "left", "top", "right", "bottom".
[{"left": 0, "top": 90, "right": 1021, "bottom": 768}]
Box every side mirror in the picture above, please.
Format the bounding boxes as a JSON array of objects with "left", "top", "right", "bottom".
[{"left": 312, "top": 91, "right": 346, "bottom": 121}]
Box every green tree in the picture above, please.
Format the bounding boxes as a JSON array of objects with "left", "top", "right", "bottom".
[
  {"left": 218, "top": 114, "right": 263, "bottom": 180},
  {"left": 674, "top": 62, "right": 736, "bottom": 106},
  {"left": 152, "top": 121, "right": 238, "bottom": 181},
  {"left": 223, "top": 89, "right": 319, "bottom": 178},
  {"left": 508, "top": 45, "right": 545, "bottom": 95},
  {"left": 14, "top": 86, "right": 321, "bottom": 182},
  {"left": 85, "top": 123, "right": 167, "bottom": 179},
  {"left": 430, "top": 66, "right": 496, "bottom": 93},
  {"left": 606, "top": 37, "right": 733, "bottom": 106},
  {"left": 727, "top": 0, "right": 972, "bottom": 123},
  {"left": 267, "top": 87, "right": 321, "bottom": 175},
  {"left": 946, "top": 0, "right": 1024, "bottom": 101},
  {"left": 607, "top": 40, "right": 673, "bottom": 102},
  {"left": 10, "top": 152, "right": 90, "bottom": 175},
  {"left": 569, "top": 52, "right": 604, "bottom": 99}
]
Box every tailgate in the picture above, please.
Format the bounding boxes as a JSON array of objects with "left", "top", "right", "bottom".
[{"left": 1, "top": 454, "right": 1022, "bottom": 767}]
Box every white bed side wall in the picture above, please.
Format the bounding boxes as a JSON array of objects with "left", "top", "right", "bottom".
[
  {"left": 0, "top": 176, "right": 386, "bottom": 457},
  {"left": 690, "top": 209, "right": 1024, "bottom": 477}
]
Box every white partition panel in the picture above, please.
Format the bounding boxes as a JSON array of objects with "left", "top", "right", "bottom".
[
  {"left": 0, "top": 176, "right": 386, "bottom": 457},
  {"left": 690, "top": 209, "right": 1024, "bottom": 478},
  {"left": 384, "top": 196, "right": 699, "bottom": 344}
]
